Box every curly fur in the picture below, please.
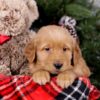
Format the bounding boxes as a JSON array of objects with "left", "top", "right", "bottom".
[{"left": 0, "top": 0, "right": 39, "bottom": 75}]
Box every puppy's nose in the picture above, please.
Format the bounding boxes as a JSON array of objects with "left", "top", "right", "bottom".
[{"left": 54, "top": 63, "right": 63, "bottom": 69}]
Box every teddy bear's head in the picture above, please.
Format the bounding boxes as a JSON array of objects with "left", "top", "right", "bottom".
[{"left": 0, "top": 0, "right": 39, "bottom": 36}]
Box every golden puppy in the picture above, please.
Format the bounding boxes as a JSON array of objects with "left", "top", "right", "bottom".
[{"left": 24, "top": 25, "right": 91, "bottom": 88}]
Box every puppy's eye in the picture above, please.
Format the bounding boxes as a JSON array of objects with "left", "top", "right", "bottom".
[
  {"left": 44, "top": 47, "right": 50, "bottom": 51},
  {"left": 63, "top": 47, "right": 67, "bottom": 52}
]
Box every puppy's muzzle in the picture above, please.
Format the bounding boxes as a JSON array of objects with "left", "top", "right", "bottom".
[{"left": 54, "top": 63, "right": 63, "bottom": 69}]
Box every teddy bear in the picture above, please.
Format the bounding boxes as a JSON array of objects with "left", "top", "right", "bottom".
[{"left": 0, "top": 0, "right": 39, "bottom": 75}]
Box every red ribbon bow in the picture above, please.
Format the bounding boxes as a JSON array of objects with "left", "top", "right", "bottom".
[{"left": 0, "top": 34, "right": 11, "bottom": 44}]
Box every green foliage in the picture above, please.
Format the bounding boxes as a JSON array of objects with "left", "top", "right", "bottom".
[
  {"left": 36, "top": 0, "right": 64, "bottom": 25},
  {"left": 34, "top": 0, "right": 100, "bottom": 88},
  {"left": 65, "top": 4, "right": 93, "bottom": 20},
  {"left": 36, "top": 0, "right": 63, "bottom": 17}
]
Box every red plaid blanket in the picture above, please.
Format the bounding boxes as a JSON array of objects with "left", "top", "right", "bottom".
[{"left": 0, "top": 74, "right": 100, "bottom": 100}]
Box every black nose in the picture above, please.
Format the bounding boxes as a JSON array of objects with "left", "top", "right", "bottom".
[{"left": 54, "top": 63, "right": 63, "bottom": 69}]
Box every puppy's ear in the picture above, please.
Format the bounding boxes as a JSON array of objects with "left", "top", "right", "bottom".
[
  {"left": 73, "top": 42, "right": 91, "bottom": 77},
  {"left": 24, "top": 40, "right": 36, "bottom": 63}
]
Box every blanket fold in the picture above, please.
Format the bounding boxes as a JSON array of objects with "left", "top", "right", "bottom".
[{"left": 0, "top": 74, "right": 100, "bottom": 100}]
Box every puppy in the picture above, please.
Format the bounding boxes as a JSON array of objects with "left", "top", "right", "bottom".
[{"left": 24, "top": 25, "right": 91, "bottom": 88}]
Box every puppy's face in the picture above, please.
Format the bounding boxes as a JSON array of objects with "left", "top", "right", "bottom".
[
  {"left": 25, "top": 25, "right": 90, "bottom": 77},
  {"left": 36, "top": 29, "right": 74, "bottom": 74},
  {"left": 25, "top": 25, "right": 74, "bottom": 74}
]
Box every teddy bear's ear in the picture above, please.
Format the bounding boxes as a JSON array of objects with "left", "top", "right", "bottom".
[{"left": 25, "top": 0, "right": 39, "bottom": 22}]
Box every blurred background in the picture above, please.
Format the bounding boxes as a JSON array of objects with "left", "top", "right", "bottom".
[{"left": 31, "top": 0, "right": 100, "bottom": 89}]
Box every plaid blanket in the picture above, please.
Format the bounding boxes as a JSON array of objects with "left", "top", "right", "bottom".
[{"left": 0, "top": 74, "right": 100, "bottom": 100}]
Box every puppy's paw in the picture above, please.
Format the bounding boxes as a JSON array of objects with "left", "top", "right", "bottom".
[
  {"left": 32, "top": 70, "right": 50, "bottom": 85},
  {"left": 57, "top": 71, "right": 76, "bottom": 88}
]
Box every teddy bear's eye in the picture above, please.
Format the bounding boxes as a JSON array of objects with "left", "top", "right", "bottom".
[
  {"left": 15, "top": 9, "right": 18, "bottom": 12},
  {"left": 3, "top": 8, "right": 7, "bottom": 11}
]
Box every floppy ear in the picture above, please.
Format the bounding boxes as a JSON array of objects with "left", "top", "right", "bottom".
[
  {"left": 73, "top": 42, "right": 91, "bottom": 77},
  {"left": 24, "top": 40, "right": 36, "bottom": 63}
]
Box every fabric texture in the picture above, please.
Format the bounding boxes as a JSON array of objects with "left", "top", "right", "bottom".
[{"left": 0, "top": 74, "right": 100, "bottom": 100}]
